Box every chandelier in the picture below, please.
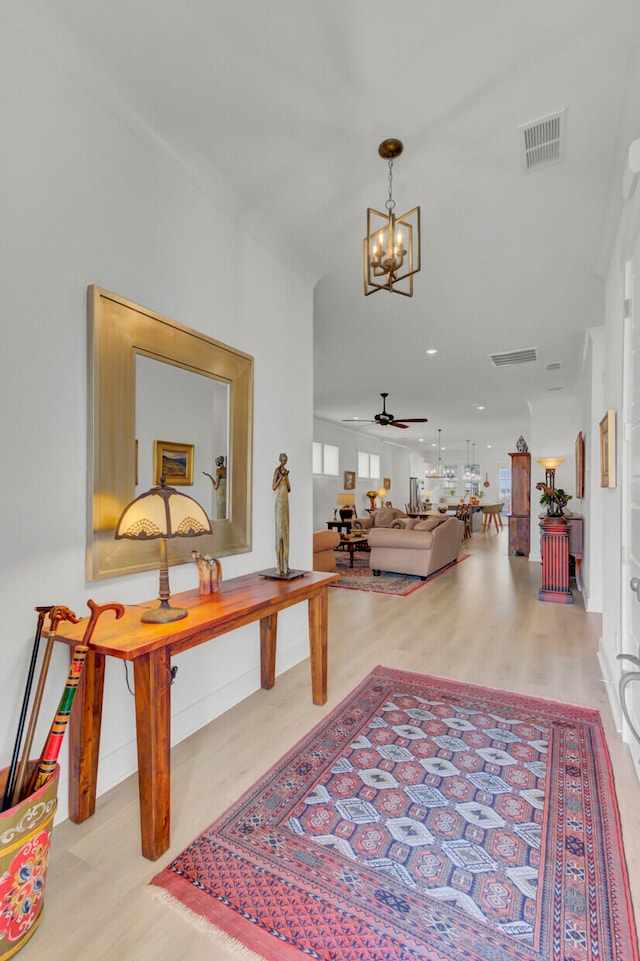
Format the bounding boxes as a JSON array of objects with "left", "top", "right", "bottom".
[
  {"left": 363, "top": 139, "right": 421, "bottom": 297},
  {"left": 426, "top": 428, "right": 449, "bottom": 479}
]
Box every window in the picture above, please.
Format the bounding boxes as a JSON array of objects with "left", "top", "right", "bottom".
[
  {"left": 358, "top": 451, "right": 380, "bottom": 479},
  {"left": 312, "top": 442, "right": 322, "bottom": 475},
  {"left": 313, "top": 442, "right": 339, "bottom": 476},
  {"left": 323, "top": 444, "right": 339, "bottom": 476}
]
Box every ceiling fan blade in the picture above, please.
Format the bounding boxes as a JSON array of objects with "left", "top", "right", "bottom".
[
  {"left": 341, "top": 418, "right": 376, "bottom": 423},
  {"left": 393, "top": 417, "right": 429, "bottom": 423},
  {"left": 390, "top": 421, "right": 410, "bottom": 429}
]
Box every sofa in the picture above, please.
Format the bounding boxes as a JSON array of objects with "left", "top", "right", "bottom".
[
  {"left": 352, "top": 508, "right": 408, "bottom": 532},
  {"left": 313, "top": 529, "right": 340, "bottom": 572},
  {"left": 367, "top": 515, "right": 464, "bottom": 579}
]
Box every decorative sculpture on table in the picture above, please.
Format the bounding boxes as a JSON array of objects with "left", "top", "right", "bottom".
[
  {"left": 536, "top": 482, "right": 571, "bottom": 518},
  {"left": 191, "top": 550, "right": 222, "bottom": 594},
  {"left": 273, "top": 452, "right": 291, "bottom": 576},
  {"left": 262, "top": 453, "right": 305, "bottom": 580},
  {"left": 203, "top": 455, "right": 227, "bottom": 519},
  {"left": 516, "top": 435, "right": 528, "bottom": 453}
]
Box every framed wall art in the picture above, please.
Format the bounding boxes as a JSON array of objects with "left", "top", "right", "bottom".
[
  {"left": 575, "top": 431, "right": 585, "bottom": 498},
  {"left": 383, "top": 477, "right": 391, "bottom": 490},
  {"left": 344, "top": 470, "right": 356, "bottom": 490},
  {"left": 599, "top": 410, "right": 616, "bottom": 488},
  {"left": 154, "top": 440, "right": 194, "bottom": 486}
]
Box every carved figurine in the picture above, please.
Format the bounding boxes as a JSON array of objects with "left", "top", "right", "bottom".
[
  {"left": 203, "top": 455, "right": 227, "bottom": 519},
  {"left": 272, "top": 452, "right": 291, "bottom": 576},
  {"left": 516, "top": 435, "right": 528, "bottom": 453},
  {"left": 191, "top": 550, "right": 222, "bottom": 594},
  {"left": 535, "top": 482, "right": 569, "bottom": 517}
]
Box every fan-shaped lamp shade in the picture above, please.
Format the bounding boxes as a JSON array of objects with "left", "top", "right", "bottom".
[
  {"left": 115, "top": 479, "right": 212, "bottom": 623},
  {"left": 536, "top": 457, "right": 564, "bottom": 472},
  {"left": 537, "top": 457, "right": 564, "bottom": 489}
]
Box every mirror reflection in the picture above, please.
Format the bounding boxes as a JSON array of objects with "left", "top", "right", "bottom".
[{"left": 135, "top": 355, "right": 229, "bottom": 521}]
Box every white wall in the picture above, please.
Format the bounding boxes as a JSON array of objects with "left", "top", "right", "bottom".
[
  {"left": 312, "top": 419, "right": 397, "bottom": 526},
  {"left": 580, "top": 329, "right": 605, "bottom": 611},
  {"left": 597, "top": 184, "right": 637, "bottom": 748},
  {"left": 0, "top": 7, "right": 314, "bottom": 820}
]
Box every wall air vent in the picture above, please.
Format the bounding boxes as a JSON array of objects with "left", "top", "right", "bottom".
[
  {"left": 519, "top": 109, "right": 566, "bottom": 172},
  {"left": 489, "top": 348, "right": 538, "bottom": 367},
  {"left": 546, "top": 362, "right": 562, "bottom": 371}
]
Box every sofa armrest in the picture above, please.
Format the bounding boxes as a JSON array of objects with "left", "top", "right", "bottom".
[
  {"left": 391, "top": 518, "right": 416, "bottom": 529},
  {"left": 368, "top": 528, "right": 436, "bottom": 549},
  {"left": 313, "top": 529, "right": 340, "bottom": 552},
  {"left": 352, "top": 516, "right": 373, "bottom": 531}
]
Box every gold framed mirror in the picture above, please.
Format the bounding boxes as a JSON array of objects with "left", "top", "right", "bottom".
[{"left": 87, "top": 286, "right": 253, "bottom": 580}]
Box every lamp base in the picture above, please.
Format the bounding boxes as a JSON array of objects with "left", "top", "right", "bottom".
[{"left": 141, "top": 602, "right": 188, "bottom": 623}]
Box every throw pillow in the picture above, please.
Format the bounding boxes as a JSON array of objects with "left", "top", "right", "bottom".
[{"left": 413, "top": 517, "right": 445, "bottom": 532}]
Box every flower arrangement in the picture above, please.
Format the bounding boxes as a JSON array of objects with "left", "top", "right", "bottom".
[{"left": 366, "top": 490, "right": 378, "bottom": 508}]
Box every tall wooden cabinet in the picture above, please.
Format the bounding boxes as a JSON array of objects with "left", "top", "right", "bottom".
[{"left": 508, "top": 452, "right": 530, "bottom": 556}]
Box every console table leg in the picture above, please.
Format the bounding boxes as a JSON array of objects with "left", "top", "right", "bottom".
[
  {"left": 68, "top": 648, "right": 105, "bottom": 823},
  {"left": 133, "top": 650, "right": 171, "bottom": 861},
  {"left": 308, "top": 587, "right": 328, "bottom": 706},
  {"left": 260, "top": 613, "right": 278, "bottom": 690}
]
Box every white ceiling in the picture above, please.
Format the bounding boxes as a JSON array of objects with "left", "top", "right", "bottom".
[{"left": 45, "top": 0, "right": 640, "bottom": 459}]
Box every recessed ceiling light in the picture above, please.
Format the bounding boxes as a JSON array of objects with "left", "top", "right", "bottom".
[
  {"left": 487, "top": 444, "right": 492, "bottom": 449},
  {"left": 475, "top": 405, "right": 485, "bottom": 411},
  {"left": 425, "top": 348, "right": 438, "bottom": 355}
]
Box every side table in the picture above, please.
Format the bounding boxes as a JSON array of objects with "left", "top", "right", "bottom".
[{"left": 326, "top": 519, "right": 352, "bottom": 534}]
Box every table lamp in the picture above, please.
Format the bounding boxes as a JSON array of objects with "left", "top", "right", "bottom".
[
  {"left": 377, "top": 487, "right": 387, "bottom": 507},
  {"left": 115, "top": 478, "right": 212, "bottom": 623},
  {"left": 336, "top": 492, "right": 355, "bottom": 521}
]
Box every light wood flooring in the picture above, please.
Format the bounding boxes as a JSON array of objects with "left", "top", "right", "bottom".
[{"left": 22, "top": 532, "right": 640, "bottom": 959}]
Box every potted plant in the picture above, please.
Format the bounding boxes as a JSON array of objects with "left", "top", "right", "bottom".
[{"left": 538, "top": 486, "right": 572, "bottom": 517}]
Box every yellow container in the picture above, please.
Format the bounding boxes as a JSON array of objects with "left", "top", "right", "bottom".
[{"left": 0, "top": 766, "right": 59, "bottom": 959}]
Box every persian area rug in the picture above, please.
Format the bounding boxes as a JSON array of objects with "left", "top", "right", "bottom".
[
  {"left": 151, "top": 666, "right": 639, "bottom": 961},
  {"left": 329, "top": 551, "right": 470, "bottom": 595}
]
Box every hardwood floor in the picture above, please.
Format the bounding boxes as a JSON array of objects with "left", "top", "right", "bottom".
[{"left": 22, "top": 533, "right": 640, "bottom": 959}]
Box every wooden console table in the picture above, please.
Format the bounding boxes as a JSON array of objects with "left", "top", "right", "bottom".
[{"left": 53, "top": 570, "right": 338, "bottom": 861}]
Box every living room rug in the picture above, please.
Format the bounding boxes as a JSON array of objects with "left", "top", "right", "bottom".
[
  {"left": 330, "top": 550, "right": 470, "bottom": 595},
  {"left": 151, "top": 666, "right": 638, "bottom": 961}
]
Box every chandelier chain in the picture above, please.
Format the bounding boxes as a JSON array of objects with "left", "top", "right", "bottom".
[{"left": 385, "top": 159, "right": 396, "bottom": 211}]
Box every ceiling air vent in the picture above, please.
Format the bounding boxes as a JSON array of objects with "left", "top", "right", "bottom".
[
  {"left": 489, "top": 348, "right": 538, "bottom": 367},
  {"left": 519, "top": 109, "right": 566, "bottom": 172},
  {"left": 546, "top": 362, "right": 562, "bottom": 371}
]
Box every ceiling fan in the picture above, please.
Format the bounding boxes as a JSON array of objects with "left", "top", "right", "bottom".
[{"left": 342, "top": 392, "right": 428, "bottom": 430}]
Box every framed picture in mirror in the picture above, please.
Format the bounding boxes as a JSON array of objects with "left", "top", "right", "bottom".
[{"left": 154, "top": 440, "right": 194, "bottom": 486}]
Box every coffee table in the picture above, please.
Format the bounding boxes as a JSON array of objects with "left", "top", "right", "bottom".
[{"left": 337, "top": 533, "right": 369, "bottom": 568}]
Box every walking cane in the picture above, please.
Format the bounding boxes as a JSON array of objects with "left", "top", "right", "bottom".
[
  {"left": 28, "top": 599, "right": 125, "bottom": 796},
  {"left": 1, "top": 606, "right": 53, "bottom": 812},
  {"left": 10, "top": 605, "right": 78, "bottom": 808}
]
